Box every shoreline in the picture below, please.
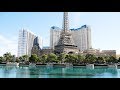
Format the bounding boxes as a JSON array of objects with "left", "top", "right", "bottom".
[{"left": 0, "top": 62, "right": 120, "bottom": 67}]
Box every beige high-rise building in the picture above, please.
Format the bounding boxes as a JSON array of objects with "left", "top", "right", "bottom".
[
  {"left": 50, "top": 26, "right": 61, "bottom": 49},
  {"left": 71, "top": 25, "right": 92, "bottom": 51},
  {"left": 50, "top": 25, "right": 92, "bottom": 51}
]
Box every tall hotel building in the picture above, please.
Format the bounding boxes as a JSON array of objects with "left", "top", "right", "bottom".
[
  {"left": 50, "top": 26, "right": 61, "bottom": 49},
  {"left": 71, "top": 25, "right": 92, "bottom": 51},
  {"left": 18, "top": 29, "right": 43, "bottom": 57},
  {"left": 50, "top": 25, "right": 92, "bottom": 51}
]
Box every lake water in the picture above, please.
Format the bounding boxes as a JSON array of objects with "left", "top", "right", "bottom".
[{"left": 0, "top": 64, "right": 120, "bottom": 78}]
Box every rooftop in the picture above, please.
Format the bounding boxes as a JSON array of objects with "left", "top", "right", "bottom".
[{"left": 70, "top": 25, "right": 90, "bottom": 31}]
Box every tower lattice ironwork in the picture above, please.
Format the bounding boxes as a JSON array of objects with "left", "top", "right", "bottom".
[{"left": 54, "top": 12, "right": 79, "bottom": 54}]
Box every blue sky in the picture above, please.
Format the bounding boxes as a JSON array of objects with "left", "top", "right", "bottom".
[{"left": 0, "top": 12, "right": 120, "bottom": 56}]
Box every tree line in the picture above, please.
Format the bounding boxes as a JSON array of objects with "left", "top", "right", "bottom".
[{"left": 0, "top": 52, "right": 120, "bottom": 64}]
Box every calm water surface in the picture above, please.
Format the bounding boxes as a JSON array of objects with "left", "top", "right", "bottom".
[{"left": 0, "top": 64, "right": 120, "bottom": 78}]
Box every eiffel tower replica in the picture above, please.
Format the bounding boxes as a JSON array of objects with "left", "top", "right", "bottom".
[{"left": 54, "top": 12, "right": 79, "bottom": 54}]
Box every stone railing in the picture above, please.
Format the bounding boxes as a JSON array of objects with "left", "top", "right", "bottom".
[
  {"left": 6, "top": 62, "right": 19, "bottom": 66},
  {"left": 86, "top": 64, "right": 94, "bottom": 69},
  {"left": 108, "top": 64, "right": 117, "bottom": 69},
  {"left": 46, "top": 63, "right": 53, "bottom": 67}
]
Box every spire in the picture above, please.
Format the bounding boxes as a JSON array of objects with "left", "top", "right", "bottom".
[
  {"left": 57, "top": 12, "right": 75, "bottom": 46},
  {"left": 54, "top": 12, "right": 79, "bottom": 54},
  {"left": 63, "top": 12, "right": 69, "bottom": 32}
]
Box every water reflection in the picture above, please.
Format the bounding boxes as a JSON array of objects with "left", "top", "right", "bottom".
[
  {"left": 28, "top": 66, "right": 40, "bottom": 78},
  {"left": 16, "top": 66, "right": 30, "bottom": 78},
  {"left": 0, "top": 65, "right": 119, "bottom": 78},
  {"left": 0, "top": 65, "right": 17, "bottom": 78}
]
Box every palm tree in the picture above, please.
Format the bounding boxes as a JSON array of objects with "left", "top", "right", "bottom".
[
  {"left": 57, "top": 53, "right": 66, "bottom": 63},
  {"left": 3, "top": 52, "right": 12, "bottom": 62},
  {"left": 70, "top": 54, "right": 78, "bottom": 64},
  {"left": 0, "top": 56, "right": 3, "bottom": 63},
  {"left": 85, "top": 54, "right": 96, "bottom": 64},
  {"left": 104, "top": 56, "right": 110, "bottom": 64},
  {"left": 118, "top": 57, "right": 120, "bottom": 62},
  {"left": 16, "top": 57, "right": 20, "bottom": 63},
  {"left": 108, "top": 56, "right": 117, "bottom": 63},
  {"left": 41, "top": 54, "right": 48, "bottom": 64},
  {"left": 22, "top": 55, "right": 29, "bottom": 61},
  {"left": 77, "top": 54, "right": 85, "bottom": 64},
  {"left": 10, "top": 55, "right": 16, "bottom": 62},
  {"left": 29, "top": 54, "right": 38, "bottom": 63},
  {"left": 96, "top": 57, "right": 105, "bottom": 64},
  {"left": 19, "top": 56, "right": 23, "bottom": 62},
  {"left": 47, "top": 53, "right": 58, "bottom": 63}
]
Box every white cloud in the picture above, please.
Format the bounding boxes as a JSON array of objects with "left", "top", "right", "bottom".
[
  {"left": 69, "top": 12, "right": 81, "bottom": 28},
  {"left": 0, "top": 35, "right": 18, "bottom": 56}
]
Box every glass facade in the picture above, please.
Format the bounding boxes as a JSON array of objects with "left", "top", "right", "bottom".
[{"left": 17, "top": 29, "right": 43, "bottom": 57}]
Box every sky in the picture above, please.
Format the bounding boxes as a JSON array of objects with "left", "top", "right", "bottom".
[{"left": 0, "top": 12, "right": 120, "bottom": 56}]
